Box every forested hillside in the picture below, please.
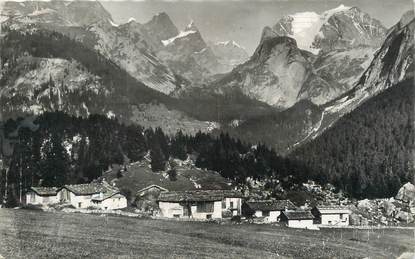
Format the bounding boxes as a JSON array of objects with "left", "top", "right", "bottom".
[{"left": 291, "top": 79, "right": 415, "bottom": 198}]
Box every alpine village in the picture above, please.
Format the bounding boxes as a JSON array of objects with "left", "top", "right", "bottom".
[{"left": 0, "top": 1, "right": 414, "bottom": 258}]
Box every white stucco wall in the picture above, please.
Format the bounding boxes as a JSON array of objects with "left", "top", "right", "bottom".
[
  {"left": 67, "top": 192, "right": 94, "bottom": 208},
  {"left": 159, "top": 201, "right": 222, "bottom": 219},
  {"left": 159, "top": 201, "right": 184, "bottom": 218},
  {"left": 25, "top": 192, "right": 59, "bottom": 205},
  {"left": 221, "top": 197, "right": 242, "bottom": 217},
  {"left": 267, "top": 211, "right": 281, "bottom": 222},
  {"left": 190, "top": 201, "right": 222, "bottom": 219},
  {"left": 287, "top": 219, "right": 314, "bottom": 229},
  {"left": 321, "top": 213, "right": 349, "bottom": 226},
  {"left": 224, "top": 198, "right": 241, "bottom": 211},
  {"left": 254, "top": 210, "right": 263, "bottom": 217},
  {"left": 254, "top": 210, "right": 280, "bottom": 222},
  {"left": 96, "top": 196, "right": 128, "bottom": 210}
]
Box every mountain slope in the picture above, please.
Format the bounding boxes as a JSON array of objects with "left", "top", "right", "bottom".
[
  {"left": 0, "top": 1, "right": 184, "bottom": 95},
  {"left": 290, "top": 79, "right": 414, "bottom": 198},
  {"left": 303, "top": 12, "right": 415, "bottom": 143},
  {"left": 0, "top": 29, "right": 221, "bottom": 134}
]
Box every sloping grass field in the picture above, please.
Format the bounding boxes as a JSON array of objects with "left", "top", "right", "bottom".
[{"left": 0, "top": 209, "right": 413, "bottom": 258}]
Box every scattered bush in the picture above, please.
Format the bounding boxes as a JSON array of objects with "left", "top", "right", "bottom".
[{"left": 231, "top": 215, "right": 242, "bottom": 223}]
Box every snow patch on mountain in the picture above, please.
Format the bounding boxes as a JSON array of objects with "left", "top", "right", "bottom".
[
  {"left": 109, "top": 19, "right": 119, "bottom": 27},
  {"left": 127, "top": 17, "right": 136, "bottom": 23},
  {"left": 161, "top": 30, "right": 197, "bottom": 46},
  {"left": 216, "top": 40, "right": 245, "bottom": 50}
]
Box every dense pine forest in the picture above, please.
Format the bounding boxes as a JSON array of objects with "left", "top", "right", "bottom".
[
  {"left": 291, "top": 80, "right": 415, "bottom": 198},
  {"left": 0, "top": 112, "right": 311, "bottom": 206}
]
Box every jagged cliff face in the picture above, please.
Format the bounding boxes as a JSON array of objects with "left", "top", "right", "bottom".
[
  {"left": 157, "top": 22, "right": 225, "bottom": 84},
  {"left": 0, "top": 1, "right": 183, "bottom": 95},
  {"left": 269, "top": 5, "right": 387, "bottom": 54},
  {"left": 213, "top": 5, "right": 387, "bottom": 109},
  {"left": 0, "top": 1, "right": 113, "bottom": 27},
  {"left": 85, "top": 20, "right": 181, "bottom": 94},
  {"left": 0, "top": 57, "right": 108, "bottom": 118},
  {"left": 300, "top": 46, "right": 376, "bottom": 105},
  {"left": 140, "top": 12, "right": 179, "bottom": 50},
  {"left": 212, "top": 37, "right": 312, "bottom": 108}
]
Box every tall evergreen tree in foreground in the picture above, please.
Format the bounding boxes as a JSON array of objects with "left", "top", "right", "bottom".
[{"left": 40, "top": 132, "right": 68, "bottom": 187}]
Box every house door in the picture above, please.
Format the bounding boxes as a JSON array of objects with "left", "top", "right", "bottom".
[{"left": 183, "top": 203, "right": 192, "bottom": 218}]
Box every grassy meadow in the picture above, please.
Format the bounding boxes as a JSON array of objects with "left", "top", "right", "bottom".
[{"left": 0, "top": 209, "right": 413, "bottom": 258}]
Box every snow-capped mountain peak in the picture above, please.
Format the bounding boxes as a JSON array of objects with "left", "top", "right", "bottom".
[
  {"left": 274, "top": 4, "right": 351, "bottom": 54},
  {"left": 209, "top": 40, "right": 249, "bottom": 69},
  {"left": 269, "top": 4, "right": 386, "bottom": 54},
  {"left": 216, "top": 40, "right": 246, "bottom": 50}
]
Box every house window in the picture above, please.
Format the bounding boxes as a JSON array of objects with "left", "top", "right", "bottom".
[
  {"left": 78, "top": 202, "right": 82, "bottom": 208},
  {"left": 173, "top": 214, "right": 180, "bottom": 218},
  {"left": 340, "top": 214, "right": 343, "bottom": 219},
  {"left": 222, "top": 200, "right": 226, "bottom": 209},
  {"left": 196, "top": 202, "right": 214, "bottom": 213},
  {"left": 328, "top": 221, "right": 332, "bottom": 224},
  {"left": 263, "top": 211, "right": 270, "bottom": 217},
  {"left": 230, "top": 201, "right": 234, "bottom": 209},
  {"left": 206, "top": 214, "right": 212, "bottom": 219}
]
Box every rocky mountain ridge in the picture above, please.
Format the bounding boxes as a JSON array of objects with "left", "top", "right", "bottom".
[
  {"left": 267, "top": 4, "right": 386, "bottom": 54},
  {"left": 209, "top": 5, "right": 387, "bottom": 109}
]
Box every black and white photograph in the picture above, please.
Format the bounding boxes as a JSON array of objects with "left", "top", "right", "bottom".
[{"left": 0, "top": 0, "right": 414, "bottom": 258}]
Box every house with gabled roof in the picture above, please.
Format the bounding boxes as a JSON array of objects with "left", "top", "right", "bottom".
[
  {"left": 25, "top": 187, "right": 61, "bottom": 205},
  {"left": 279, "top": 210, "right": 316, "bottom": 229},
  {"left": 242, "top": 200, "right": 297, "bottom": 222},
  {"left": 311, "top": 205, "right": 351, "bottom": 226},
  {"left": 26, "top": 180, "right": 127, "bottom": 210},
  {"left": 58, "top": 181, "right": 127, "bottom": 210},
  {"left": 157, "top": 190, "right": 243, "bottom": 219}
]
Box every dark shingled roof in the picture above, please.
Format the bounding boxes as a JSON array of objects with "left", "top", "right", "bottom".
[
  {"left": 64, "top": 181, "right": 120, "bottom": 197},
  {"left": 29, "top": 187, "right": 61, "bottom": 196},
  {"left": 281, "top": 211, "right": 314, "bottom": 220},
  {"left": 245, "top": 200, "right": 296, "bottom": 211},
  {"left": 158, "top": 190, "right": 243, "bottom": 202}
]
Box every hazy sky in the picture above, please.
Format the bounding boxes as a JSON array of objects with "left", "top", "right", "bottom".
[{"left": 102, "top": 0, "right": 413, "bottom": 54}]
